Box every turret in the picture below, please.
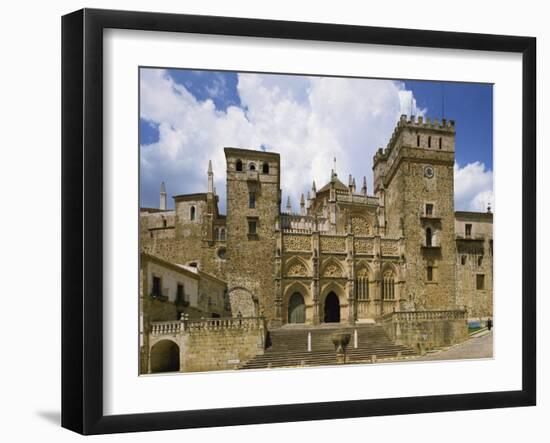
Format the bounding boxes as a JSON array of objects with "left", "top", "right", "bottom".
[
  {"left": 286, "top": 196, "right": 292, "bottom": 213},
  {"left": 361, "top": 176, "right": 367, "bottom": 195},
  {"left": 207, "top": 159, "right": 214, "bottom": 194},
  {"left": 300, "top": 193, "right": 306, "bottom": 216},
  {"left": 160, "top": 181, "right": 167, "bottom": 210}
]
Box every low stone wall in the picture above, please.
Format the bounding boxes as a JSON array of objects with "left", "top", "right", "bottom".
[
  {"left": 381, "top": 310, "right": 468, "bottom": 353},
  {"left": 148, "top": 317, "right": 266, "bottom": 373}
]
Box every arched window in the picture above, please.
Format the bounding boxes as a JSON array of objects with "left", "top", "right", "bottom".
[
  {"left": 262, "top": 162, "right": 269, "bottom": 174},
  {"left": 426, "top": 227, "right": 433, "bottom": 247},
  {"left": 417, "top": 135, "right": 420, "bottom": 147},
  {"left": 355, "top": 276, "right": 369, "bottom": 300},
  {"left": 439, "top": 137, "right": 442, "bottom": 149},
  {"left": 478, "top": 256, "right": 484, "bottom": 267},
  {"left": 428, "top": 136, "right": 432, "bottom": 148},
  {"left": 249, "top": 163, "right": 256, "bottom": 171},
  {"left": 236, "top": 159, "right": 243, "bottom": 171},
  {"left": 382, "top": 271, "right": 395, "bottom": 300},
  {"left": 190, "top": 205, "right": 196, "bottom": 221}
]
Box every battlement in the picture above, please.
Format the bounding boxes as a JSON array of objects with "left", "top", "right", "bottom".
[{"left": 398, "top": 114, "right": 455, "bottom": 131}]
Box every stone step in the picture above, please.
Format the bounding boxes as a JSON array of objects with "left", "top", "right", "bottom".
[{"left": 240, "top": 323, "right": 417, "bottom": 370}]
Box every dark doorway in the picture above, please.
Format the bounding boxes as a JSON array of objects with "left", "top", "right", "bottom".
[
  {"left": 324, "top": 292, "right": 340, "bottom": 323},
  {"left": 288, "top": 292, "right": 305, "bottom": 323},
  {"left": 150, "top": 340, "right": 180, "bottom": 373}
]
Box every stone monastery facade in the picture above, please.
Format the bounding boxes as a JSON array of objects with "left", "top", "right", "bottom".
[{"left": 140, "top": 115, "right": 493, "bottom": 333}]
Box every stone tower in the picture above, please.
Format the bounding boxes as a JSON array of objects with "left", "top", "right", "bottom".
[
  {"left": 373, "top": 115, "right": 457, "bottom": 310},
  {"left": 224, "top": 148, "right": 281, "bottom": 323}
]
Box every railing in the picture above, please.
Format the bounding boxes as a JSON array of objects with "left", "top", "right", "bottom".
[
  {"left": 381, "top": 310, "right": 466, "bottom": 322},
  {"left": 150, "top": 320, "right": 182, "bottom": 335},
  {"left": 282, "top": 228, "right": 312, "bottom": 234},
  {"left": 150, "top": 316, "right": 265, "bottom": 336}
]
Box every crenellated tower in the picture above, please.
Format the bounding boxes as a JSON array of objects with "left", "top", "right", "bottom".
[{"left": 374, "top": 114, "right": 457, "bottom": 310}]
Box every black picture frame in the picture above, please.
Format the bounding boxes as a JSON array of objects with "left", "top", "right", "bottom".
[{"left": 61, "top": 8, "right": 536, "bottom": 435}]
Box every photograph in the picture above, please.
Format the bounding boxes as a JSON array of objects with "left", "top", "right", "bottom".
[{"left": 138, "top": 68, "right": 494, "bottom": 374}]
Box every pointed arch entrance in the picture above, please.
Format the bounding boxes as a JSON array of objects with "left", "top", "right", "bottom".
[
  {"left": 288, "top": 292, "right": 306, "bottom": 324},
  {"left": 324, "top": 292, "right": 340, "bottom": 323}
]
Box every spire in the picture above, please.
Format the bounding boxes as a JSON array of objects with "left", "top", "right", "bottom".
[
  {"left": 352, "top": 177, "right": 356, "bottom": 194},
  {"left": 312, "top": 180, "right": 317, "bottom": 194},
  {"left": 361, "top": 176, "right": 367, "bottom": 195},
  {"left": 286, "top": 196, "right": 292, "bottom": 213},
  {"left": 487, "top": 201, "right": 492, "bottom": 213},
  {"left": 207, "top": 159, "right": 214, "bottom": 194},
  {"left": 300, "top": 193, "right": 306, "bottom": 216},
  {"left": 160, "top": 181, "right": 167, "bottom": 210}
]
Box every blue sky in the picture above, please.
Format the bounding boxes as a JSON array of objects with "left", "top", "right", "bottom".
[{"left": 140, "top": 68, "right": 493, "bottom": 212}]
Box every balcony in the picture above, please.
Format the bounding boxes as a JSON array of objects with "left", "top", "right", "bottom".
[
  {"left": 246, "top": 170, "right": 259, "bottom": 182},
  {"left": 455, "top": 234, "right": 485, "bottom": 241}
]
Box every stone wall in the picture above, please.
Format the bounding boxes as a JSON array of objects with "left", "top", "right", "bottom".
[
  {"left": 455, "top": 212, "right": 493, "bottom": 320},
  {"left": 181, "top": 322, "right": 266, "bottom": 372},
  {"left": 382, "top": 310, "right": 468, "bottom": 352}
]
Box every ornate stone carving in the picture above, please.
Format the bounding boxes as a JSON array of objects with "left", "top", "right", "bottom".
[
  {"left": 381, "top": 240, "right": 399, "bottom": 256},
  {"left": 354, "top": 238, "right": 373, "bottom": 254},
  {"left": 323, "top": 262, "right": 343, "bottom": 278},
  {"left": 351, "top": 216, "right": 372, "bottom": 236},
  {"left": 356, "top": 266, "right": 369, "bottom": 278},
  {"left": 287, "top": 262, "right": 308, "bottom": 277},
  {"left": 320, "top": 236, "right": 346, "bottom": 253},
  {"left": 283, "top": 235, "right": 311, "bottom": 251}
]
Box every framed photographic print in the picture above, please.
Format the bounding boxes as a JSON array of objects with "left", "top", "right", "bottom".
[{"left": 61, "top": 8, "right": 536, "bottom": 435}]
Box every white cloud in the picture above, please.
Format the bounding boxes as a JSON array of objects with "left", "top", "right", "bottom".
[
  {"left": 454, "top": 162, "right": 494, "bottom": 211},
  {"left": 140, "top": 69, "right": 426, "bottom": 212}
]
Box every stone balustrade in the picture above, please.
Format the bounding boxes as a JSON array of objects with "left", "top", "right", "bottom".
[
  {"left": 150, "top": 316, "right": 265, "bottom": 336},
  {"left": 381, "top": 309, "right": 466, "bottom": 322}
]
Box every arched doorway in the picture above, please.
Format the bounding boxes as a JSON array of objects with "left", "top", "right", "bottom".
[
  {"left": 288, "top": 292, "right": 305, "bottom": 323},
  {"left": 150, "top": 340, "right": 180, "bottom": 373},
  {"left": 324, "top": 292, "right": 340, "bottom": 323}
]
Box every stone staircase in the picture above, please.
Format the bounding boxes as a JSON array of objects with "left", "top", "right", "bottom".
[{"left": 240, "top": 323, "right": 416, "bottom": 369}]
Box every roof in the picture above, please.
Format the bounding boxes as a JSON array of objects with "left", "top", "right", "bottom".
[
  {"left": 455, "top": 211, "right": 493, "bottom": 221},
  {"left": 224, "top": 147, "right": 280, "bottom": 159},
  {"left": 173, "top": 193, "right": 208, "bottom": 202},
  {"left": 140, "top": 252, "right": 199, "bottom": 280},
  {"left": 317, "top": 174, "right": 349, "bottom": 193}
]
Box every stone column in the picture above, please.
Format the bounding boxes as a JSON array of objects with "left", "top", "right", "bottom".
[{"left": 312, "top": 231, "right": 320, "bottom": 324}]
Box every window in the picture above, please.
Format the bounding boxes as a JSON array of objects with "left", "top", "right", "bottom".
[
  {"left": 476, "top": 274, "right": 485, "bottom": 290},
  {"left": 190, "top": 205, "right": 196, "bottom": 221},
  {"left": 426, "top": 227, "right": 433, "bottom": 247},
  {"left": 188, "top": 262, "right": 198, "bottom": 268},
  {"left": 355, "top": 277, "right": 369, "bottom": 300},
  {"left": 465, "top": 223, "right": 472, "bottom": 237},
  {"left": 478, "top": 256, "right": 484, "bottom": 267},
  {"left": 248, "top": 220, "right": 257, "bottom": 235},
  {"left": 417, "top": 135, "right": 420, "bottom": 147},
  {"left": 428, "top": 136, "right": 432, "bottom": 148},
  {"left": 162, "top": 217, "right": 167, "bottom": 227},
  {"left": 249, "top": 163, "right": 256, "bottom": 171},
  {"left": 217, "top": 247, "right": 226, "bottom": 260},
  {"left": 249, "top": 192, "right": 256, "bottom": 208},
  {"left": 152, "top": 276, "right": 161, "bottom": 297},
  {"left": 382, "top": 271, "right": 395, "bottom": 300},
  {"left": 461, "top": 255, "right": 467, "bottom": 265},
  {"left": 176, "top": 283, "right": 185, "bottom": 304},
  {"left": 219, "top": 228, "right": 226, "bottom": 241},
  {"left": 439, "top": 137, "right": 442, "bottom": 149},
  {"left": 490, "top": 240, "right": 493, "bottom": 256},
  {"left": 425, "top": 203, "right": 433, "bottom": 216},
  {"left": 262, "top": 162, "right": 269, "bottom": 174},
  {"left": 236, "top": 159, "right": 243, "bottom": 171},
  {"left": 427, "top": 266, "right": 433, "bottom": 281}
]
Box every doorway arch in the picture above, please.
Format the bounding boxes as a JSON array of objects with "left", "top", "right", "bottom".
[
  {"left": 324, "top": 292, "right": 340, "bottom": 323},
  {"left": 150, "top": 340, "right": 180, "bottom": 373},
  {"left": 288, "top": 292, "right": 305, "bottom": 324}
]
